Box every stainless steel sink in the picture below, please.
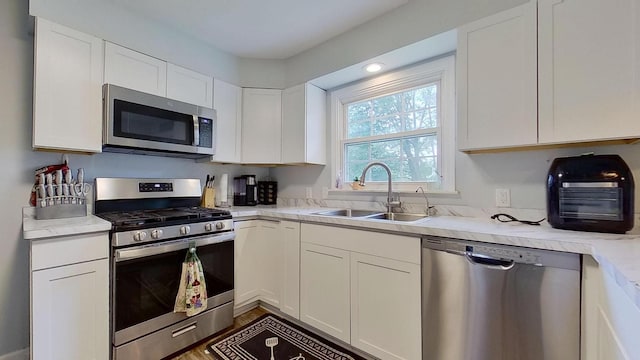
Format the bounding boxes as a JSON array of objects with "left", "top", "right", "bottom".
[
  {"left": 366, "top": 212, "right": 429, "bottom": 222},
  {"left": 313, "top": 209, "right": 384, "bottom": 217}
]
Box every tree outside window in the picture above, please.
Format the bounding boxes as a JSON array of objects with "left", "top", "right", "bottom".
[{"left": 344, "top": 83, "right": 441, "bottom": 186}]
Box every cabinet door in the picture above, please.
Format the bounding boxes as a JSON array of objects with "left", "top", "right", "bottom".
[
  {"left": 300, "top": 243, "right": 350, "bottom": 343},
  {"left": 257, "top": 220, "right": 282, "bottom": 308},
  {"left": 350, "top": 253, "right": 421, "bottom": 360},
  {"left": 280, "top": 221, "right": 301, "bottom": 319},
  {"left": 33, "top": 17, "right": 103, "bottom": 153},
  {"left": 457, "top": 2, "right": 537, "bottom": 150},
  {"left": 582, "top": 256, "right": 640, "bottom": 360},
  {"left": 104, "top": 42, "right": 167, "bottom": 96},
  {"left": 211, "top": 79, "right": 242, "bottom": 163},
  {"left": 234, "top": 220, "right": 261, "bottom": 307},
  {"left": 538, "top": 0, "right": 640, "bottom": 144},
  {"left": 241, "top": 88, "right": 282, "bottom": 164},
  {"left": 32, "top": 259, "right": 109, "bottom": 360},
  {"left": 282, "top": 83, "right": 326, "bottom": 164},
  {"left": 166, "top": 63, "right": 213, "bottom": 108}
]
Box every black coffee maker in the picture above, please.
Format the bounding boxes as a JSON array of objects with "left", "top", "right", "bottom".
[{"left": 233, "top": 175, "right": 257, "bottom": 206}]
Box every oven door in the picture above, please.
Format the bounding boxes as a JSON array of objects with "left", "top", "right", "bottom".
[{"left": 112, "top": 231, "right": 234, "bottom": 347}]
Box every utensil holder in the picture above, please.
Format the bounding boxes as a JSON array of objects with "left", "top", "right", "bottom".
[{"left": 36, "top": 203, "right": 87, "bottom": 220}]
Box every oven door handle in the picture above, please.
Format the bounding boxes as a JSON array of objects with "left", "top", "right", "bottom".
[{"left": 115, "top": 231, "right": 234, "bottom": 262}]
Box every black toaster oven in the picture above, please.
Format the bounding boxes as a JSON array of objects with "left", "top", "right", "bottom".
[{"left": 547, "top": 154, "right": 634, "bottom": 233}]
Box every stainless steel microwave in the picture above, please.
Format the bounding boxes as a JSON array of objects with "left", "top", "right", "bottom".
[{"left": 102, "top": 84, "right": 215, "bottom": 158}]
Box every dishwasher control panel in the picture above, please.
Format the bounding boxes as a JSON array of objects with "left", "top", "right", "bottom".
[
  {"left": 429, "top": 238, "right": 546, "bottom": 266},
  {"left": 464, "top": 244, "right": 542, "bottom": 265}
]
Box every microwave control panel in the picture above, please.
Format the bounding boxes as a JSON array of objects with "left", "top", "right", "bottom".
[{"left": 198, "top": 118, "right": 213, "bottom": 148}]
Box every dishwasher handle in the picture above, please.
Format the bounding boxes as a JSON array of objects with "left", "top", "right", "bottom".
[{"left": 464, "top": 251, "right": 515, "bottom": 270}]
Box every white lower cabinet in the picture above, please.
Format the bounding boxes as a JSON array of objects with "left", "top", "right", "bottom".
[
  {"left": 32, "top": 259, "right": 109, "bottom": 360},
  {"left": 257, "top": 220, "right": 282, "bottom": 308},
  {"left": 234, "top": 220, "right": 284, "bottom": 309},
  {"left": 350, "top": 253, "right": 421, "bottom": 360},
  {"left": 582, "top": 255, "right": 640, "bottom": 360},
  {"left": 280, "top": 221, "right": 301, "bottom": 319},
  {"left": 300, "top": 243, "right": 351, "bottom": 343},
  {"left": 300, "top": 224, "right": 422, "bottom": 360},
  {"left": 30, "top": 232, "right": 109, "bottom": 360},
  {"left": 234, "top": 220, "right": 262, "bottom": 306}
]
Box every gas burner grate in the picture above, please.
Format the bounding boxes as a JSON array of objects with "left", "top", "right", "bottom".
[{"left": 97, "top": 207, "right": 232, "bottom": 230}]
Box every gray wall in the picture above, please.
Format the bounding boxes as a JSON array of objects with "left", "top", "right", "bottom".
[
  {"left": 0, "top": 0, "right": 268, "bottom": 355},
  {"left": 284, "top": 0, "right": 527, "bottom": 86}
]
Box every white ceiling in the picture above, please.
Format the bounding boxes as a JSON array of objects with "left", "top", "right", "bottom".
[{"left": 111, "top": 0, "right": 410, "bottom": 60}]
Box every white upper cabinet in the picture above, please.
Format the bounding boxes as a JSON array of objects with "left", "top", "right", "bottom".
[
  {"left": 166, "top": 63, "right": 213, "bottom": 108},
  {"left": 282, "top": 83, "right": 327, "bottom": 164},
  {"left": 241, "top": 88, "right": 282, "bottom": 164},
  {"left": 457, "top": 2, "right": 537, "bottom": 151},
  {"left": 211, "top": 79, "right": 242, "bottom": 163},
  {"left": 33, "top": 17, "right": 104, "bottom": 153},
  {"left": 104, "top": 42, "right": 167, "bottom": 96},
  {"left": 459, "top": 0, "right": 640, "bottom": 151},
  {"left": 538, "top": 0, "right": 640, "bottom": 144}
]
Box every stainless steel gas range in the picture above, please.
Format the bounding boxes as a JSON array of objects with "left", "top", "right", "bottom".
[{"left": 94, "top": 178, "right": 234, "bottom": 360}]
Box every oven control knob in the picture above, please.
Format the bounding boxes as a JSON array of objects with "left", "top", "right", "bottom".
[
  {"left": 151, "top": 229, "right": 163, "bottom": 239},
  {"left": 205, "top": 223, "right": 213, "bottom": 232},
  {"left": 180, "top": 226, "right": 191, "bottom": 235},
  {"left": 215, "top": 222, "right": 225, "bottom": 230},
  {"left": 133, "top": 231, "right": 147, "bottom": 242}
]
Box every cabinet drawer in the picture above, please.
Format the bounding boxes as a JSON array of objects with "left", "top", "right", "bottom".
[
  {"left": 301, "top": 224, "right": 420, "bottom": 264},
  {"left": 32, "top": 232, "right": 109, "bottom": 271}
]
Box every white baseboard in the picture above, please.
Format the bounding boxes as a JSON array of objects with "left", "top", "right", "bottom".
[{"left": 0, "top": 348, "right": 29, "bottom": 360}]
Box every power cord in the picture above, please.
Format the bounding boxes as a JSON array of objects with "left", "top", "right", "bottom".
[{"left": 491, "top": 213, "right": 546, "bottom": 226}]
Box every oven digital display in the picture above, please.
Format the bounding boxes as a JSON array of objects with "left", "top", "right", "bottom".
[{"left": 139, "top": 182, "right": 173, "bottom": 192}]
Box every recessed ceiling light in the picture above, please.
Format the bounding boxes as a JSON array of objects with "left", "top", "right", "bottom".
[{"left": 364, "top": 63, "right": 384, "bottom": 73}]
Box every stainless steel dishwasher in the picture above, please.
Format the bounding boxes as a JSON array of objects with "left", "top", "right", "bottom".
[{"left": 422, "top": 236, "right": 581, "bottom": 360}]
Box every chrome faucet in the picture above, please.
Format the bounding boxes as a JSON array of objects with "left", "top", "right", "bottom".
[
  {"left": 359, "top": 162, "right": 401, "bottom": 215},
  {"left": 415, "top": 186, "right": 433, "bottom": 216}
]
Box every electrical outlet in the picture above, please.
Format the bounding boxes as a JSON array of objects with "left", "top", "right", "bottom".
[
  {"left": 495, "top": 188, "right": 511, "bottom": 207},
  {"left": 305, "top": 187, "right": 313, "bottom": 199}
]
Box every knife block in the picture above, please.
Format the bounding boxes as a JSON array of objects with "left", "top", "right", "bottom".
[{"left": 201, "top": 188, "right": 215, "bottom": 209}]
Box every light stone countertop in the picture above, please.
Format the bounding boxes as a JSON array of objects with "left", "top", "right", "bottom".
[
  {"left": 230, "top": 206, "right": 640, "bottom": 311},
  {"left": 22, "top": 207, "right": 112, "bottom": 240},
  {"left": 20, "top": 205, "right": 640, "bottom": 311}
]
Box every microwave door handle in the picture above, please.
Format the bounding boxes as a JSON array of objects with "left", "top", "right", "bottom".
[{"left": 193, "top": 116, "right": 200, "bottom": 146}]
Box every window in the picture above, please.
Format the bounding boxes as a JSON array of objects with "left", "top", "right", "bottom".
[{"left": 330, "top": 55, "right": 455, "bottom": 192}]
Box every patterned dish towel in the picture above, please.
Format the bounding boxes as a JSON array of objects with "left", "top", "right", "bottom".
[{"left": 174, "top": 246, "right": 208, "bottom": 316}]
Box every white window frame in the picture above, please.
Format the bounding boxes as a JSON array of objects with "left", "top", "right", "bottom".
[{"left": 329, "top": 55, "right": 456, "bottom": 193}]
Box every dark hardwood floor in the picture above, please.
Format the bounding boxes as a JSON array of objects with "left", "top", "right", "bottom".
[{"left": 166, "top": 307, "right": 268, "bottom": 360}]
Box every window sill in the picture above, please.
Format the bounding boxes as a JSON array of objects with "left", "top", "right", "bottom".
[{"left": 328, "top": 188, "right": 459, "bottom": 198}]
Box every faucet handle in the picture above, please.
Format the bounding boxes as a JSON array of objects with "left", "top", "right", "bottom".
[{"left": 388, "top": 192, "right": 402, "bottom": 211}]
